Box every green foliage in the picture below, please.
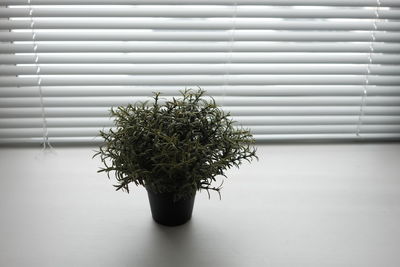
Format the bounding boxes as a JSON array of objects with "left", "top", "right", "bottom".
[{"left": 94, "top": 88, "right": 258, "bottom": 201}]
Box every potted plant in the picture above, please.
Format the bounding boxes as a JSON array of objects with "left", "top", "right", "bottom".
[{"left": 94, "top": 89, "right": 257, "bottom": 226}]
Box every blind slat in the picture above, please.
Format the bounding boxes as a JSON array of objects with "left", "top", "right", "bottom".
[
  {"left": 1, "top": 75, "right": 399, "bottom": 87},
  {"left": 1, "top": 86, "right": 398, "bottom": 97},
  {"left": 2, "top": 133, "right": 400, "bottom": 145},
  {"left": 2, "top": 53, "right": 399, "bottom": 64},
  {"left": 2, "top": 42, "right": 399, "bottom": 53},
  {"left": 3, "top": 31, "right": 400, "bottom": 42},
  {"left": 254, "top": 133, "right": 400, "bottom": 141},
  {"left": 2, "top": 106, "right": 400, "bottom": 118},
  {"left": 2, "top": 64, "right": 400, "bottom": 75},
  {"left": 2, "top": 19, "right": 400, "bottom": 31},
  {"left": 1, "top": 7, "right": 399, "bottom": 19},
  {"left": 2, "top": 0, "right": 399, "bottom": 7},
  {"left": 2, "top": 116, "right": 400, "bottom": 128},
  {"left": 1, "top": 125, "right": 400, "bottom": 138},
  {"left": 1, "top": 96, "right": 399, "bottom": 108}
]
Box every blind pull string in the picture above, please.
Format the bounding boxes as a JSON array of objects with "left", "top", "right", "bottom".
[
  {"left": 27, "top": 0, "right": 52, "bottom": 149},
  {"left": 356, "top": 0, "right": 381, "bottom": 137},
  {"left": 222, "top": 1, "right": 237, "bottom": 106}
]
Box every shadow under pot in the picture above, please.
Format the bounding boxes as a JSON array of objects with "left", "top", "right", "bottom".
[{"left": 146, "top": 189, "right": 196, "bottom": 227}]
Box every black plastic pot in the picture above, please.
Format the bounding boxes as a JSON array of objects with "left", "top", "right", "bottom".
[{"left": 146, "top": 189, "right": 196, "bottom": 226}]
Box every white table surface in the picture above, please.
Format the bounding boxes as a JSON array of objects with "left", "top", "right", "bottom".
[{"left": 0, "top": 144, "right": 399, "bottom": 267}]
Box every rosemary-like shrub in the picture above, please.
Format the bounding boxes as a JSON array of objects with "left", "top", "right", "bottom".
[{"left": 94, "top": 89, "right": 257, "bottom": 201}]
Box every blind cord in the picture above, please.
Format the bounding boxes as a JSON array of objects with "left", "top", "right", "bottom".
[
  {"left": 356, "top": 0, "right": 381, "bottom": 137},
  {"left": 27, "top": 0, "right": 52, "bottom": 149}
]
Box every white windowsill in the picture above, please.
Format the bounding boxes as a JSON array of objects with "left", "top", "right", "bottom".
[{"left": 0, "top": 144, "right": 399, "bottom": 267}]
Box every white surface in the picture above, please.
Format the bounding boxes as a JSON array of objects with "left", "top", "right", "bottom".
[{"left": 0, "top": 144, "right": 399, "bottom": 267}]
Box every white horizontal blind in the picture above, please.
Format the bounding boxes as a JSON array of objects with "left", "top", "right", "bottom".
[{"left": 1, "top": 0, "right": 400, "bottom": 144}]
